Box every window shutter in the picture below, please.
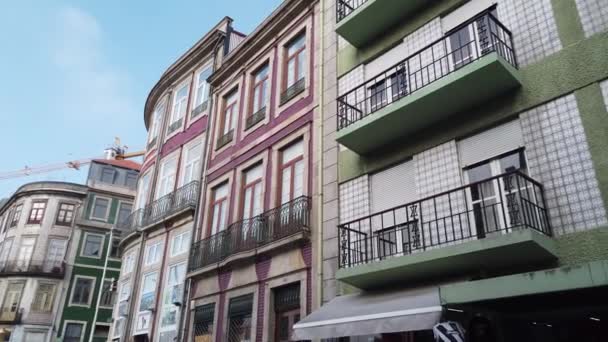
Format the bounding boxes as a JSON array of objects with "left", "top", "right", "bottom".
[
  {"left": 370, "top": 160, "right": 417, "bottom": 214},
  {"left": 194, "top": 303, "right": 215, "bottom": 323},
  {"left": 458, "top": 120, "right": 524, "bottom": 167},
  {"left": 274, "top": 283, "right": 300, "bottom": 312},
  {"left": 228, "top": 294, "right": 254, "bottom": 317}
]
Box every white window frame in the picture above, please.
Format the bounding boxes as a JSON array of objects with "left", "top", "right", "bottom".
[
  {"left": 170, "top": 231, "right": 191, "bottom": 257},
  {"left": 122, "top": 252, "right": 135, "bottom": 274},
  {"left": 116, "top": 201, "right": 133, "bottom": 226},
  {"left": 149, "top": 100, "right": 166, "bottom": 143},
  {"left": 158, "top": 262, "right": 186, "bottom": 338},
  {"left": 144, "top": 241, "right": 163, "bottom": 266},
  {"left": 136, "top": 271, "right": 158, "bottom": 333},
  {"left": 69, "top": 275, "right": 97, "bottom": 308},
  {"left": 31, "top": 281, "right": 57, "bottom": 313},
  {"left": 90, "top": 196, "right": 111, "bottom": 221},
  {"left": 156, "top": 156, "right": 178, "bottom": 199},
  {"left": 80, "top": 232, "right": 105, "bottom": 259},
  {"left": 169, "top": 81, "right": 191, "bottom": 125},
  {"left": 136, "top": 170, "right": 152, "bottom": 210},
  {"left": 113, "top": 317, "right": 126, "bottom": 339},
  {"left": 180, "top": 140, "right": 203, "bottom": 186},
  {"left": 62, "top": 320, "right": 87, "bottom": 342},
  {"left": 99, "top": 279, "right": 115, "bottom": 309},
  {"left": 194, "top": 64, "right": 213, "bottom": 108},
  {"left": 23, "top": 330, "right": 47, "bottom": 342}
]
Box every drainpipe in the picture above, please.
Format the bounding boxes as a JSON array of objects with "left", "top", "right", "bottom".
[
  {"left": 177, "top": 31, "right": 226, "bottom": 342},
  {"left": 316, "top": 0, "right": 326, "bottom": 310}
]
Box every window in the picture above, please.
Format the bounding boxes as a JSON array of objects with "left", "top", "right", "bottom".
[
  {"left": 0, "top": 239, "right": 13, "bottom": 269},
  {"left": 157, "top": 157, "right": 178, "bottom": 199},
  {"left": 145, "top": 242, "right": 163, "bottom": 265},
  {"left": 368, "top": 70, "right": 407, "bottom": 111},
  {"left": 81, "top": 233, "right": 103, "bottom": 258},
  {"left": 242, "top": 164, "right": 263, "bottom": 220},
  {"left": 125, "top": 171, "right": 138, "bottom": 188},
  {"left": 71, "top": 277, "right": 94, "bottom": 306},
  {"left": 149, "top": 101, "right": 165, "bottom": 143},
  {"left": 93, "top": 325, "right": 109, "bottom": 339},
  {"left": 113, "top": 318, "right": 125, "bottom": 339},
  {"left": 194, "top": 303, "right": 215, "bottom": 340},
  {"left": 182, "top": 142, "right": 202, "bottom": 186},
  {"left": 90, "top": 197, "right": 110, "bottom": 221},
  {"left": 28, "top": 201, "right": 46, "bottom": 224},
  {"left": 160, "top": 263, "right": 186, "bottom": 334},
  {"left": 170, "top": 231, "right": 191, "bottom": 257},
  {"left": 170, "top": 82, "right": 190, "bottom": 126},
  {"left": 1, "top": 282, "right": 24, "bottom": 316},
  {"left": 279, "top": 140, "right": 305, "bottom": 204},
  {"left": 209, "top": 183, "right": 229, "bottom": 235},
  {"left": 110, "top": 238, "right": 120, "bottom": 258},
  {"left": 64, "top": 322, "right": 84, "bottom": 342},
  {"left": 100, "top": 280, "right": 115, "bottom": 307},
  {"left": 31, "top": 282, "right": 56, "bottom": 312},
  {"left": 16, "top": 237, "right": 35, "bottom": 269},
  {"left": 10, "top": 204, "right": 22, "bottom": 227},
  {"left": 45, "top": 239, "right": 66, "bottom": 271},
  {"left": 100, "top": 167, "right": 116, "bottom": 184},
  {"left": 136, "top": 172, "right": 152, "bottom": 209},
  {"left": 194, "top": 66, "right": 212, "bottom": 108},
  {"left": 274, "top": 283, "right": 301, "bottom": 342},
  {"left": 119, "top": 281, "right": 131, "bottom": 302},
  {"left": 285, "top": 33, "right": 306, "bottom": 89},
  {"left": 221, "top": 90, "right": 239, "bottom": 136},
  {"left": 250, "top": 63, "right": 269, "bottom": 115},
  {"left": 227, "top": 294, "right": 254, "bottom": 342},
  {"left": 139, "top": 272, "right": 158, "bottom": 312},
  {"left": 122, "top": 253, "right": 135, "bottom": 274},
  {"left": 24, "top": 332, "right": 46, "bottom": 342},
  {"left": 56, "top": 203, "right": 75, "bottom": 226},
  {"left": 117, "top": 202, "right": 132, "bottom": 226}
]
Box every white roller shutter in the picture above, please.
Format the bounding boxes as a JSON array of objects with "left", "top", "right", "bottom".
[
  {"left": 370, "top": 160, "right": 417, "bottom": 213},
  {"left": 457, "top": 120, "right": 524, "bottom": 167}
]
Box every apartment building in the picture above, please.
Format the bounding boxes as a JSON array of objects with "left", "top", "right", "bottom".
[
  {"left": 186, "top": 1, "right": 321, "bottom": 341},
  {"left": 295, "top": 0, "right": 608, "bottom": 341},
  {"left": 111, "top": 17, "right": 245, "bottom": 342},
  {"left": 0, "top": 182, "right": 87, "bottom": 342},
  {"left": 57, "top": 159, "right": 139, "bottom": 342}
]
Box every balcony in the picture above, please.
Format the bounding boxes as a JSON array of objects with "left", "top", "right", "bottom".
[
  {"left": 188, "top": 196, "right": 311, "bottom": 274},
  {"left": 337, "top": 171, "right": 557, "bottom": 290},
  {"left": 0, "top": 308, "right": 22, "bottom": 324},
  {"left": 336, "top": 0, "right": 429, "bottom": 47},
  {"left": 117, "top": 181, "right": 199, "bottom": 239},
  {"left": 0, "top": 260, "right": 65, "bottom": 279},
  {"left": 336, "top": 11, "right": 521, "bottom": 154}
]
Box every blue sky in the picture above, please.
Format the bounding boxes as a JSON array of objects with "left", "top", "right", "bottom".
[{"left": 0, "top": 0, "right": 282, "bottom": 198}]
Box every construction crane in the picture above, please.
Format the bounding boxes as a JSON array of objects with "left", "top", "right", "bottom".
[{"left": 0, "top": 138, "right": 145, "bottom": 181}]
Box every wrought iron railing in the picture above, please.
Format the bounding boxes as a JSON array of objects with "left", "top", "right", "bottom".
[
  {"left": 338, "top": 171, "right": 551, "bottom": 268},
  {"left": 117, "top": 181, "right": 199, "bottom": 237},
  {"left": 246, "top": 107, "right": 266, "bottom": 130},
  {"left": 217, "top": 129, "right": 234, "bottom": 150},
  {"left": 336, "top": 0, "right": 367, "bottom": 22},
  {"left": 0, "top": 308, "right": 22, "bottom": 323},
  {"left": 280, "top": 78, "right": 306, "bottom": 105},
  {"left": 0, "top": 259, "right": 65, "bottom": 278},
  {"left": 189, "top": 196, "right": 311, "bottom": 272},
  {"left": 191, "top": 100, "right": 209, "bottom": 119},
  {"left": 167, "top": 117, "right": 184, "bottom": 135},
  {"left": 147, "top": 136, "right": 157, "bottom": 150},
  {"left": 337, "top": 10, "right": 517, "bottom": 130}
]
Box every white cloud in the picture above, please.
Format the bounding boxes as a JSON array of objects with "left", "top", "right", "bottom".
[{"left": 50, "top": 6, "right": 137, "bottom": 122}]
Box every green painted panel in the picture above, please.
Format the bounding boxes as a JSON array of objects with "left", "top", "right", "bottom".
[
  {"left": 336, "top": 53, "right": 522, "bottom": 154},
  {"left": 551, "top": 0, "right": 585, "bottom": 47},
  {"left": 556, "top": 226, "right": 608, "bottom": 266},
  {"left": 336, "top": 0, "right": 430, "bottom": 48},
  {"left": 336, "top": 229, "right": 557, "bottom": 290},
  {"left": 339, "top": 32, "right": 608, "bottom": 181},
  {"left": 108, "top": 198, "right": 119, "bottom": 224},
  {"left": 440, "top": 259, "right": 608, "bottom": 304},
  {"left": 84, "top": 193, "right": 94, "bottom": 219}
]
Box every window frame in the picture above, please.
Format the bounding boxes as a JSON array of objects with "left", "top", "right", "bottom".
[
  {"left": 55, "top": 202, "right": 76, "bottom": 226},
  {"left": 62, "top": 320, "right": 87, "bottom": 342},
  {"left": 159, "top": 262, "right": 187, "bottom": 336},
  {"left": 241, "top": 164, "right": 264, "bottom": 220},
  {"left": 169, "top": 80, "right": 191, "bottom": 127},
  {"left": 99, "top": 279, "right": 116, "bottom": 309},
  {"left": 194, "top": 64, "right": 213, "bottom": 109},
  {"left": 149, "top": 100, "right": 166, "bottom": 144},
  {"left": 221, "top": 89, "right": 239, "bottom": 137},
  {"left": 90, "top": 196, "right": 111, "bottom": 222},
  {"left": 122, "top": 252, "right": 135, "bottom": 274},
  {"left": 100, "top": 167, "right": 116, "bottom": 184},
  {"left": 180, "top": 140, "right": 203, "bottom": 186},
  {"left": 144, "top": 241, "right": 163, "bottom": 266},
  {"left": 283, "top": 31, "right": 307, "bottom": 91},
  {"left": 125, "top": 171, "right": 139, "bottom": 188},
  {"left": 116, "top": 201, "right": 133, "bottom": 227},
  {"left": 170, "top": 231, "right": 191, "bottom": 257},
  {"left": 156, "top": 155, "right": 178, "bottom": 199},
  {"left": 136, "top": 170, "right": 152, "bottom": 210},
  {"left": 278, "top": 140, "right": 305, "bottom": 205},
  {"left": 80, "top": 232, "right": 105, "bottom": 259},
  {"left": 27, "top": 200, "right": 47, "bottom": 225},
  {"left": 249, "top": 62, "right": 270, "bottom": 117},
  {"left": 31, "top": 281, "right": 57, "bottom": 313},
  {"left": 136, "top": 271, "right": 158, "bottom": 332},
  {"left": 9, "top": 203, "right": 23, "bottom": 228},
  {"left": 69, "top": 276, "right": 96, "bottom": 308},
  {"left": 208, "top": 183, "right": 229, "bottom": 236}
]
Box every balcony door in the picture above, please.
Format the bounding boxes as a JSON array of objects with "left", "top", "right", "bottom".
[
  {"left": 447, "top": 8, "right": 498, "bottom": 71},
  {"left": 44, "top": 239, "right": 66, "bottom": 272},
  {"left": 16, "top": 237, "right": 35, "bottom": 271},
  {"left": 465, "top": 149, "right": 529, "bottom": 237},
  {"left": 156, "top": 157, "right": 178, "bottom": 199},
  {"left": 241, "top": 164, "right": 264, "bottom": 242},
  {"left": 278, "top": 140, "right": 305, "bottom": 235},
  {"left": 1, "top": 282, "right": 24, "bottom": 320},
  {"left": 0, "top": 239, "right": 12, "bottom": 270}
]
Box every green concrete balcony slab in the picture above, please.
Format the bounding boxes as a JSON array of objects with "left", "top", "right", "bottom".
[
  {"left": 336, "top": 0, "right": 429, "bottom": 48},
  {"left": 336, "top": 228, "right": 557, "bottom": 290},
  {"left": 336, "top": 53, "right": 522, "bottom": 155}
]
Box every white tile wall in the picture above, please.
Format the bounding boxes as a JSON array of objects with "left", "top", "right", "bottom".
[
  {"left": 497, "top": 0, "right": 562, "bottom": 66},
  {"left": 575, "top": 0, "right": 608, "bottom": 37},
  {"left": 414, "top": 141, "right": 462, "bottom": 197},
  {"left": 338, "top": 175, "right": 370, "bottom": 223},
  {"left": 338, "top": 65, "right": 364, "bottom": 96},
  {"left": 520, "top": 94, "right": 607, "bottom": 235}
]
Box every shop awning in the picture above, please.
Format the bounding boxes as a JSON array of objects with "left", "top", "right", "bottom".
[{"left": 292, "top": 286, "right": 442, "bottom": 340}]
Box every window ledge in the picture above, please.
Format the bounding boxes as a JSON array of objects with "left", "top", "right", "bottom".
[{"left": 280, "top": 78, "right": 306, "bottom": 105}]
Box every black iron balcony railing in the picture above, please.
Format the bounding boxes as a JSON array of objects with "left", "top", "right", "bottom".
[
  {"left": 0, "top": 308, "right": 22, "bottom": 324},
  {"left": 167, "top": 117, "right": 184, "bottom": 135},
  {"left": 280, "top": 78, "right": 306, "bottom": 105},
  {"left": 338, "top": 171, "right": 551, "bottom": 268},
  {"left": 337, "top": 10, "right": 517, "bottom": 130},
  {"left": 336, "top": 0, "right": 367, "bottom": 22},
  {"left": 0, "top": 259, "right": 65, "bottom": 278},
  {"left": 246, "top": 107, "right": 266, "bottom": 130},
  {"left": 189, "top": 196, "right": 311, "bottom": 272},
  {"left": 216, "top": 129, "right": 234, "bottom": 150},
  {"left": 191, "top": 100, "right": 209, "bottom": 119},
  {"left": 117, "top": 181, "right": 199, "bottom": 236}
]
